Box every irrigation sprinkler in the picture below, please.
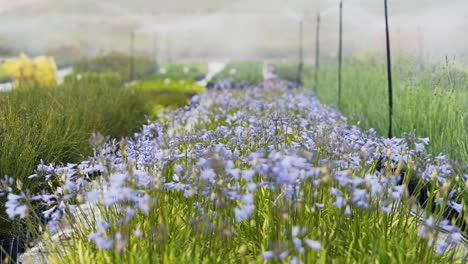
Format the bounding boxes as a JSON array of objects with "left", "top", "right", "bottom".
[
  {"left": 130, "top": 31, "right": 135, "bottom": 81},
  {"left": 384, "top": 0, "right": 393, "bottom": 138},
  {"left": 338, "top": 0, "right": 343, "bottom": 110},
  {"left": 297, "top": 19, "right": 304, "bottom": 85},
  {"left": 314, "top": 12, "right": 321, "bottom": 92}
]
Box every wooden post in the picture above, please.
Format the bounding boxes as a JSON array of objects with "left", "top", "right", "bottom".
[{"left": 384, "top": 0, "right": 393, "bottom": 138}]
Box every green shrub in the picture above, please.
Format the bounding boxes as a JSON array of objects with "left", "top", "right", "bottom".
[
  {"left": 74, "top": 52, "right": 155, "bottom": 81},
  {"left": 146, "top": 63, "right": 207, "bottom": 82},
  {"left": 131, "top": 79, "right": 203, "bottom": 115}
]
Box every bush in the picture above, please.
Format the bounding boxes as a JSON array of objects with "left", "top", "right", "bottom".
[{"left": 131, "top": 79, "right": 203, "bottom": 115}]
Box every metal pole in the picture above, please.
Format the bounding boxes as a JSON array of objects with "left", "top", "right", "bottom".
[
  {"left": 297, "top": 20, "right": 304, "bottom": 85},
  {"left": 338, "top": 0, "right": 343, "bottom": 110},
  {"left": 384, "top": 0, "right": 393, "bottom": 138},
  {"left": 314, "top": 12, "right": 321, "bottom": 92}
]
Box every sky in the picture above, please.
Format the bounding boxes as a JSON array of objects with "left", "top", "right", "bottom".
[{"left": 0, "top": 0, "right": 466, "bottom": 62}]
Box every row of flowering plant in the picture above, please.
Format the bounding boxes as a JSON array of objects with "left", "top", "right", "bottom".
[{"left": 1, "top": 81, "right": 467, "bottom": 263}]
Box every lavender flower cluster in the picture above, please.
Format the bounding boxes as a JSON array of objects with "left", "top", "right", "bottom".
[{"left": 1, "top": 81, "right": 466, "bottom": 259}]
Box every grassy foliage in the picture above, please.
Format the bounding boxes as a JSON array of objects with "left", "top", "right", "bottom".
[
  {"left": 210, "top": 61, "right": 263, "bottom": 85},
  {"left": 73, "top": 52, "right": 155, "bottom": 81},
  {"left": 0, "top": 74, "right": 150, "bottom": 237},
  {"left": 145, "top": 63, "right": 207, "bottom": 82},
  {"left": 274, "top": 63, "right": 314, "bottom": 83},
  {"left": 277, "top": 56, "right": 468, "bottom": 162}
]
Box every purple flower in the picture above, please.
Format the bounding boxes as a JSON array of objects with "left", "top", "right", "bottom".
[
  {"left": 304, "top": 239, "right": 321, "bottom": 251},
  {"left": 330, "top": 188, "right": 342, "bottom": 196},
  {"left": 449, "top": 201, "right": 462, "bottom": 213},
  {"left": 89, "top": 232, "right": 113, "bottom": 250},
  {"left": 333, "top": 196, "right": 346, "bottom": 209},
  {"left": 115, "top": 232, "right": 126, "bottom": 252},
  {"left": 134, "top": 230, "right": 143, "bottom": 238},
  {"left": 293, "top": 237, "right": 304, "bottom": 253},
  {"left": 262, "top": 251, "right": 275, "bottom": 260},
  {"left": 344, "top": 205, "right": 351, "bottom": 216},
  {"left": 279, "top": 251, "right": 289, "bottom": 260},
  {"left": 86, "top": 190, "right": 101, "bottom": 204},
  {"left": 234, "top": 204, "right": 255, "bottom": 222},
  {"left": 5, "top": 193, "right": 28, "bottom": 219},
  {"left": 289, "top": 256, "right": 303, "bottom": 264},
  {"left": 200, "top": 168, "right": 216, "bottom": 183},
  {"left": 435, "top": 241, "right": 449, "bottom": 256}
]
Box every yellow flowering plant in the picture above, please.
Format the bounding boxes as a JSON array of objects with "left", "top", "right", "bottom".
[{"left": 2, "top": 53, "right": 57, "bottom": 87}]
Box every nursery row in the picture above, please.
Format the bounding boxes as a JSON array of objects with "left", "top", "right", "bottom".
[{"left": 3, "top": 81, "right": 466, "bottom": 263}]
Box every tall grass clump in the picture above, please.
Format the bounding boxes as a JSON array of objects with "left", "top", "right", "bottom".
[
  {"left": 0, "top": 73, "right": 150, "bottom": 238},
  {"left": 275, "top": 63, "right": 314, "bottom": 84},
  {"left": 3, "top": 85, "right": 467, "bottom": 263},
  {"left": 299, "top": 55, "right": 468, "bottom": 162}
]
